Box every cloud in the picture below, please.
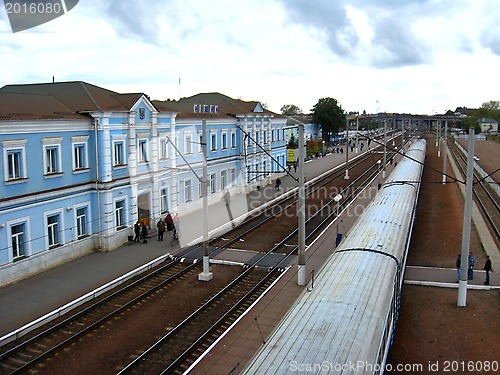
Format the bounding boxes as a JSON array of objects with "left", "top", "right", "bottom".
[
  {"left": 479, "top": 2, "right": 500, "bottom": 56},
  {"left": 278, "top": 0, "right": 435, "bottom": 68},
  {"left": 279, "top": 0, "right": 359, "bottom": 56}
]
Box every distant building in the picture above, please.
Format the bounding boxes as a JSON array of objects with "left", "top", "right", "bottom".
[
  {"left": 477, "top": 117, "right": 498, "bottom": 134},
  {"left": 0, "top": 82, "right": 287, "bottom": 284}
]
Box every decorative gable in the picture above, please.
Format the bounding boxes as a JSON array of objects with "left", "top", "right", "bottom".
[{"left": 253, "top": 103, "right": 264, "bottom": 113}]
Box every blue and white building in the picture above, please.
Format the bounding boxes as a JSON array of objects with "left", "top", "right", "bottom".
[{"left": 0, "top": 82, "right": 287, "bottom": 285}]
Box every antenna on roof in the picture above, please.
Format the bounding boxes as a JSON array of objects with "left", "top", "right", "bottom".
[{"left": 178, "top": 77, "right": 181, "bottom": 100}]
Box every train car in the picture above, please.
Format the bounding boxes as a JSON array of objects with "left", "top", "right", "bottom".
[{"left": 243, "top": 139, "right": 427, "bottom": 374}]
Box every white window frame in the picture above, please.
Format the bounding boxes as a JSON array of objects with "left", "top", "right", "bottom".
[
  {"left": 230, "top": 131, "right": 237, "bottom": 149},
  {"left": 3, "top": 139, "right": 28, "bottom": 182},
  {"left": 209, "top": 173, "right": 216, "bottom": 193},
  {"left": 230, "top": 168, "right": 236, "bottom": 185},
  {"left": 158, "top": 135, "right": 169, "bottom": 160},
  {"left": 44, "top": 209, "right": 63, "bottom": 249},
  {"left": 210, "top": 131, "right": 217, "bottom": 152},
  {"left": 7, "top": 216, "right": 31, "bottom": 262},
  {"left": 71, "top": 135, "right": 89, "bottom": 172},
  {"left": 160, "top": 187, "right": 169, "bottom": 213},
  {"left": 138, "top": 138, "right": 149, "bottom": 162},
  {"left": 112, "top": 135, "right": 127, "bottom": 167},
  {"left": 221, "top": 170, "right": 227, "bottom": 190},
  {"left": 221, "top": 130, "right": 228, "bottom": 150},
  {"left": 114, "top": 198, "right": 127, "bottom": 229},
  {"left": 198, "top": 131, "right": 203, "bottom": 154},
  {"left": 184, "top": 179, "right": 192, "bottom": 202},
  {"left": 185, "top": 132, "right": 193, "bottom": 154},
  {"left": 73, "top": 203, "right": 91, "bottom": 239},
  {"left": 42, "top": 137, "right": 62, "bottom": 176}
]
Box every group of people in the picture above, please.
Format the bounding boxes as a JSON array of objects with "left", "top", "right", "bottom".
[
  {"left": 156, "top": 212, "right": 180, "bottom": 242},
  {"left": 456, "top": 252, "right": 492, "bottom": 285},
  {"left": 133, "top": 221, "right": 149, "bottom": 243},
  {"left": 133, "top": 212, "right": 181, "bottom": 245}
]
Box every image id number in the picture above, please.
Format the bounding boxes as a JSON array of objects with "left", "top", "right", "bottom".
[{"left": 5, "top": 2, "right": 63, "bottom": 14}]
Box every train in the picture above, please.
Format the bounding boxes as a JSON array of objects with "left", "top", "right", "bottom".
[{"left": 243, "top": 138, "right": 427, "bottom": 374}]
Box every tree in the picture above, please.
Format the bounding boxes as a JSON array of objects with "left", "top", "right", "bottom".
[
  {"left": 481, "top": 100, "right": 500, "bottom": 110},
  {"left": 281, "top": 104, "right": 303, "bottom": 116},
  {"left": 311, "top": 97, "right": 345, "bottom": 141}
]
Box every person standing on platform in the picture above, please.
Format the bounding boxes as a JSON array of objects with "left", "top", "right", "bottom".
[
  {"left": 156, "top": 218, "right": 165, "bottom": 241},
  {"left": 173, "top": 213, "right": 181, "bottom": 239},
  {"left": 141, "top": 223, "right": 148, "bottom": 244},
  {"left": 275, "top": 177, "right": 281, "bottom": 191},
  {"left": 468, "top": 252, "right": 475, "bottom": 280},
  {"left": 133, "top": 221, "right": 141, "bottom": 243},
  {"left": 484, "top": 256, "right": 492, "bottom": 285}
]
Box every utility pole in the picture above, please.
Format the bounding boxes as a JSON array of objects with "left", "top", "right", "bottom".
[
  {"left": 382, "top": 120, "right": 387, "bottom": 178},
  {"left": 344, "top": 117, "right": 349, "bottom": 180},
  {"left": 457, "top": 127, "right": 474, "bottom": 306},
  {"left": 297, "top": 123, "right": 306, "bottom": 286},
  {"left": 442, "top": 120, "right": 448, "bottom": 184},
  {"left": 198, "top": 119, "right": 213, "bottom": 281}
]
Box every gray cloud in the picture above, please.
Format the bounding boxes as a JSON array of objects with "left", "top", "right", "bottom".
[
  {"left": 278, "top": 0, "right": 434, "bottom": 68},
  {"left": 370, "top": 14, "right": 426, "bottom": 68},
  {"left": 280, "top": 0, "right": 359, "bottom": 56}
]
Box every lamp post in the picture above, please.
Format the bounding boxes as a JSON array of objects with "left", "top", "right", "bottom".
[
  {"left": 377, "top": 159, "right": 382, "bottom": 190},
  {"left": 458, "top": 127, "right": 474, "bottom": 306},
  {"left": 382, "top": 120, "right": 387, "bottom": 178},
  {"left": 198, "top": 119, "right": 213, "bottom": 281},
  {"left": 297, "top": 122, "right": 306, "bottom": 286},
  {"left": 344, "top": 117, "right": 349, "bottom": 180},
  {"left": 442, "top": 120, "right": 448, "bottom": 184}
]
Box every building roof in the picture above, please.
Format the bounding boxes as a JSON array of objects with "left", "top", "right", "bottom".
[
  {"left": 477, "top": 117, "right": 498, "bottom": 124},
  {"left": 0, "top": 81, "right": 144, "bottom": 113},
  {"left": 155, "top": 92, "right": 282, "bottom": 119},
  {"left": 0, "top": 92, "right": 88, "bottom": 121}
]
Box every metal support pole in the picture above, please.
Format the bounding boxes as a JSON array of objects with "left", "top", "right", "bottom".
[
  {"left": 382, "top": 120, "right": 387, "bottom": 178},
  {"left": 344, "top": 117, "right": 349, "bottom": 179},
  {"left": 199, "top": 119, "right": 213, "bottom": 281},
  {"left": 442, "top": 121, "right": 448, "bottom": 184},
  {"left": 437, "top": 120, "right": 441, "bottom": 157},
  {"left": 355, "top": 118, "right": 359, "bottom": 153},
  {"left": 297, "top": 123, "right": 306, "bottom": 286},
  {"left": 457, "top": 128, "right": 474, "bottom": 306}
]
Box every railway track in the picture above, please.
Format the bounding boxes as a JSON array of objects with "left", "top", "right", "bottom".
[
  {"left": 0, "top": 254, "right": 201, "bottom": 374},
  {"left": 449, "top": 139, "right": 500, "bottom": 242},
  {"left": 0, "top": 132, "right": 402, "bottom": 374},
  {"left": 117, "top": 265, "right": 283, "bottom": 374},
  {"left": 114, "top": 144, "right": 398, "bottom": 373}
]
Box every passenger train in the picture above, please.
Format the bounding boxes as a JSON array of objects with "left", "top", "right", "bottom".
[{"left": 243, "top": 138, "right": 427, "bottom": 374}]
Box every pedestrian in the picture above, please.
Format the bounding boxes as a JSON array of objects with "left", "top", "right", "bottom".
[
  {"left": 156, "top": 218, "right": 165, "bottom": 241},
  {"left": 275, "top": 177, "right": 281, "bottom": 191},
  {"left": 224, "top": 190, "right": 231, "bottom": 206},
  {"left": 484, "top": 256, "right": 492, "bottom": 285},
  {"left": 293, "top": 162, "right": 297, "bottom": 172},
  {"left": 165, "top": 212, "right": 174, "bottom": 231},
  {"left": 133, "top": 221, "right": 141, "bottom": 242},
  {"left": 174, "top": 213, "right": 181, "bottom": 239},
  {"left": 468, "top": 252, "right": 475, "bottom": 280},
  {"left": 141, "top": 223, "right": 148, "bottom": 243},
  {"left": 456, "top": 254, "right": 461, "bottom": 281}
]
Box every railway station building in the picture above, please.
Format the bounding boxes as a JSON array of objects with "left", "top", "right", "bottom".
[{"left": 0, "top": 81, "right": 287, "bottom": 284}]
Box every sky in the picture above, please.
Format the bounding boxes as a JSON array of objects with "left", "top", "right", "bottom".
[{"left": 1, "top": 0, "right": 499, "bottom": 115}]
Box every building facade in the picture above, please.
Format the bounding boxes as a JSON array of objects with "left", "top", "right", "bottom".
[{"left": 0, "top": 82, "right": 287, "bottom": 285}]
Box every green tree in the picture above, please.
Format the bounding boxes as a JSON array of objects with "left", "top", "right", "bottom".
[
  {"left": 311, "top": 97, "right": 345, "bottom": 141},
  {"left": 281, "top": 104, "right": 303, "bottom": 116}
]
